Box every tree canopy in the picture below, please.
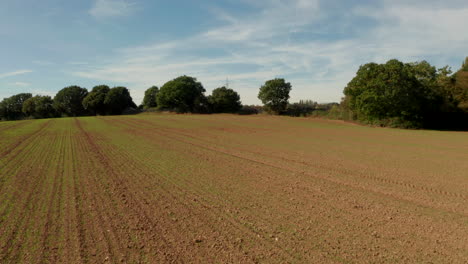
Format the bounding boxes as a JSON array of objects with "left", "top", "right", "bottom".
[
  {"left": 82, "top": 85, "right": 110, "bottom": 115},
  {"left": 53, "top": 86, "right": 88, "bottom": 117},
  {"left": 462, "top": 57, "right": 468, "bottom": 72},
  {"left": 22, "top": 95, "right": 56, "bottom": 119},
  {"left": 453, "top": 70, "right": 468, "bottom": 111},
  {"left": 258, "top": 78, "right": 291, "bottom": 114},
  {"left": 343, "top": 59, "right": 460, "bottom": 128},
  {"left": 0, "top": 93, "right": 33, "bottom": 120},
  {"left": 142, "top": 86, "right": 159, "bottom": 109},
  {"left": 104, "top": 86, "right": 137, "bottom": 115},
  {"left": 157, "top": 76, "right": 207, "bottom": 113},
  {"left": 208, "top": 87, "right": 242, "bottom": 113}
]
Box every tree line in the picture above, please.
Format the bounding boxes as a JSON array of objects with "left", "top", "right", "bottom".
[
  {"left": 0, "top": 76, "right": 247, "bottom": 120},
  {"left": 1, "top": 57, "right": 467, "bottom": 129},
  {"left": 141, "top": 76, "right": 243, "bottom": 114},
  {"left": 0, "top": 85, "right": 137, "bottom": 120}
]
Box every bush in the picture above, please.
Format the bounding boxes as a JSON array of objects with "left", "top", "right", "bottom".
[
  {"left": 238, "top": 105, "right": 262, "bottom": 115},
  {"left": 285, "top": 100, "right": 317, "bottom": 117}
]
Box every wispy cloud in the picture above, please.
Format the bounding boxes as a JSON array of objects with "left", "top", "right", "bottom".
[
  {"left": 31, "top": 89, "right": 55, "bottom": 97},
  {"left": 203, "top": 0, "right": 320, "bottom": 44},
  {"left": 0, "top": 70, "right": 33, "bottom": 79},
  {"left": 89, "top": 0, "right": 136, "bottom": 18},
  {"left": 10, "top": 82, "right": 31, "bottom": 87}
]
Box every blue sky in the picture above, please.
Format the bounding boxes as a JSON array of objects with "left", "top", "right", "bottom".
[{"left": 1, "top": 0, "right": 467, "bottom": 105}]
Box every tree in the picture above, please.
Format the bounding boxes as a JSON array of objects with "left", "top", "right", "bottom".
[
  {"left": 21, "top": 98, "right": 35, "bottom": 117},
  {"left": 453, "top": 70, "right": 468, "bottom": 111},
  {"left": 53, "top": 86, "right": 88, "bottom": 117},
  {"left": 408, "top": 61, "right": 437, "bottom": 88},
  {"left": 22, "top": 95, "right": 56, "bottom": 119},
  {"left": 82, "top": 85, "right": 110, "bottom": 115},
  {"left": 104, "top": 86, "right": 137, "bottom": 115},
  {"left": 258, "top": 78, "right": 292, "bottom": 114},
  {"left": 462, "top": 57, "right": 468, "bottom": 72},
  {"left": 343, "top": 59, "right": 443, "bottom": 127},
  {"left": 157, "top": 76, "right": 207, "bottom": 113},
  {"left": 0, "top": 93, "right": 32, "bottom": 120},
  {"left": 142, "top": 86, "right": 159, "bottom": 109},
  {"left": 208, "top": 87, "right": 242, "bottom": 113}
]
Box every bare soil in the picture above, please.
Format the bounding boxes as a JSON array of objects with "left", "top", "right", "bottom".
[{"left": 0, "top": 114, "right": 467, "bottom": 263}]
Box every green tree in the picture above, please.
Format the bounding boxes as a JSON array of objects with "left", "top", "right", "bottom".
[
  {"left": 433, "top": 66, "right": 460, "bottom": 111},
  {"left": 157, "top": 76, "right": 207, "bottom": 113},
  {"left": 462, "top": 57, "right": 468, "bottom": 71},
  {"left": 22, "top": 97, "right": 36, "bottom": 117},
  {"left": 343, "top": 59, "right": 442, "bottom": 127},
  {"left": 142, "top": 86, "right": 159, "bottom": 109},
  {"left": 104, "top": 86, "right": 137, "bottom": 115},
  {"left": 22, "top": 95, "right": 56, "bottom": 119},
  {"left": 408, "top": 61, "right": 437, "bottom": 88},
  {"left": 258, "top": 78, "right": 291, "bottom": 114},
  {"left": 453, "top": 70, "right": 468, "bottom": 111},
  {"left": 208, "top": 86, "right": 242, "bottom": 113},
  {"left": 0, "top": 93, "right": 32, "bottom": 120},
  {"left": 82, "top": 85, "right": 110, "bottom": 115},
  {"left": 53, "top": 86, "right": 88, "bottom": 117}
]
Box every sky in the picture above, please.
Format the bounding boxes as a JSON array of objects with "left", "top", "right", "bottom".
[{"left": 0, "top": 0, "right": 467, "bottom": 105}]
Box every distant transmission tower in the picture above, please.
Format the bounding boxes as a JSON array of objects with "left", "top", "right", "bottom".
[{"left": 225, "top": 77, "right": 230, "bottom": 89}]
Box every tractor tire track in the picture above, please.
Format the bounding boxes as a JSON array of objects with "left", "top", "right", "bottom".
[
  {"left": 0, "top": 120, "right": 51, "bottom": 159},
  {"left": 39, "top": 130, "right": 66, "bottom": 263},
  {"left": 74, "top": 118, "right": 187, "bottom": 263},
  {"left": 0, "top": 120, "right": 29, "bottom": 133},
  {"left": 113, "top": 117, "right": 468, "bottom": 218},
  {"left": 95, "top": 117, "right": 344, "bottom": 263},
  {"left": 78, "top": 118, "right": 274, "bottom": 263},
  {"left": 0, "top": 122, "right": 58, "bottom": 263},
  {"left": 124, "top": 117, "right": 468, "bottom": 201}
]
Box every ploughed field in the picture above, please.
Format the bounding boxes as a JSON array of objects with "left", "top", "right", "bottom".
[{"left": 0, "top": 114, "right": 467, "bottom": 263}]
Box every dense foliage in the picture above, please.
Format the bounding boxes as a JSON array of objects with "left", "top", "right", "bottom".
[
  {"left": 208, "top": 87, "right": 242, "bottom": 113},
  {"left": 285, "top": 100, "right": 317, "bottom": 117},
  {"left": 83, "top": 85, "right": 110, "bottom": 115},
  {"left": 462, "top": 57, "right": 468, "bottom": 72},
  {"left": 142, "top": 86, "right": 159, "bottom": 109},
  {"left": 452, "top": 69, "right": 468, "bottom": 111},
  {"left": 104, "top": 87, "right": 137, "bottom": 115},
  {"left": 0, "top": 93, "right": 32, "bottom": 120},
  {"left": 258, "top": 78, "right": 291, "bottom": 114},
  {"left": 157, "top": 76, "right": 208, "bottom": 113},
  {"left": 343, "top": 59, "right": 468, "bottom": 128},
  {"left": 53, "top": 86, "right": 89, "bottom": 117},
  {"left": 22, "top": 95, "right": 56, "bottom": 119}
]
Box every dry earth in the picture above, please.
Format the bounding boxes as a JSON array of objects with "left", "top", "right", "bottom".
[{"left": 0, "top": 114, "right": 467, "bottom": 263}]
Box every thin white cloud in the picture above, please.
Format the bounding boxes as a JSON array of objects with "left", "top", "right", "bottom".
[
  {"left": 10, "top": 82, "right": 31, "bottom": 87},
  {"left": 89, "top": 0, "right": 135, "bottom": 18},
  {"left": 0, "top": 70, "right": 33, "bottom": 79},
  {"left": 31, "top": 89, "right": 55, "bottom": 97},
  {"left": 203, "top": 0, "right": 320, "bottom": 44}
]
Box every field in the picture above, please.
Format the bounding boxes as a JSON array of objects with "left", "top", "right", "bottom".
[{"left": 0, "top": 114, "right": 467, "bottom": 263}]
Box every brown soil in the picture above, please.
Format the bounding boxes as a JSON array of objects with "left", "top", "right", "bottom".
[{"left": 0, "top": 115, "right": 467, "bottom": 263}]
